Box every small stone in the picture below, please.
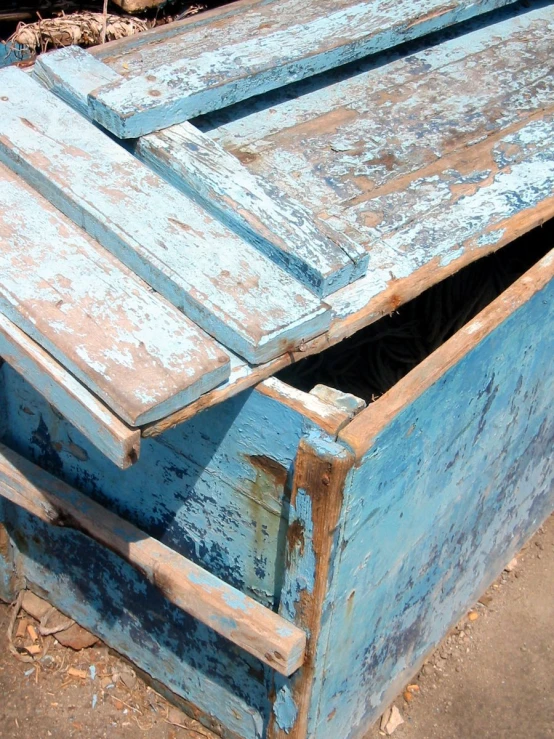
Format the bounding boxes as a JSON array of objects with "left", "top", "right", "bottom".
[
  {"left": 167, "top": 707, "right": 188, "bottom": 727},
  {"left": 120, "top": 668, "right": 137, "bottom": 690},
  {"left": 504, "top": 558, "right": 518, "bottom": 572},
  {"left": 21, "top": 591, "right": 51, "bottom": 620},
  {"left": 478, "top": 595, "right": 493, "bottom": 608},
  {"left": 55, "top": 623, "right": 98, "bottom": 650},
  {"left": 382, "top": 705, "right": 404, "bottom": 735},
  {"left": 468, "top": 611, "right": 479, "bottom": 622}
]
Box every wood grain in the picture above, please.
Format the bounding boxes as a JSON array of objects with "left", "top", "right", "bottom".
[
  {"left": 86, "top": 0, "right": 516, "bottom": 137},
  {"left": 0, "top": 163, "right": 230, "bottom": 426},
  {"left": 0, "top": 68, "right": 330, "bottom": 365},
  {"left": 0, "top": 441, "right": 307, "bottom": 676},
  {"left": 0, "top": 314, "right": 140, "bottom": 469},
  {"left": 34, "top": 46, "right": 368, "bottom": 298}
]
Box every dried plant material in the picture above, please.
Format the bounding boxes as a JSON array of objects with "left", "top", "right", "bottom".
[
  {"left": 9, "top": 13, "right": 148, "bottom": 56},
  {"left": 27, "top": 623, "right": 39, "bottom": 642},
  {"left": 39, "top": 606, "right": 75, "bottom": 637}
]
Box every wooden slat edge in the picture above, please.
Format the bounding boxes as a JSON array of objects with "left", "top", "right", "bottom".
[
  {"left": 0, "top": 442, "right": 306, "bottom": 675},
  {"left": 0, "top": 314, "right": 140, "bottom": 469},
  {"left": 35, "top": 46, "right": 368, "bottom": 298},
  {"left": 256, "top": 377, "right": 353, "bottom": 436},
  {"left": 339, "top": 247, "right": 554, "bottom": 460},
  {"left": 86, "top": 0, "right": 516, "bottom": 137}
]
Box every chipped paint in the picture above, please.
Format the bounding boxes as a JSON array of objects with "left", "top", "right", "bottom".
[{"left": 273, "top": 681, "right": 298, "bottom": 733}]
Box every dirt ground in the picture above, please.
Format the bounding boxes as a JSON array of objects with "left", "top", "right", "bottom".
[{"left": 1, "top": 514, "right": 553, "bottom": 739}]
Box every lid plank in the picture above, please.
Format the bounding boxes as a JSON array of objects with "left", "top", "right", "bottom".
[
  {"left": 0, "top": 314, "right": 141, "bottom": 469},
  {"left": 0, "top": 68, "right": 330, "bottom": 364},
  {"left": 35, "top": 46, "right": 368, "bottom": 298},
  {"left": 87, "top": 0, "right": 517, "bottom": 137},
  {"left": 0, "top": 164, "right": 230, "bottom": 426}
]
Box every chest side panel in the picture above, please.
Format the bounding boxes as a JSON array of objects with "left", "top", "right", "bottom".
[{"left": 312, "top": 269, "right": 554, "bottom": 737}]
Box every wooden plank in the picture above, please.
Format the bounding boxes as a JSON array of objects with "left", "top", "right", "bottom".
[
  {"left": 34, "top": 46, "right": 369, "bottom": 298},
  {"left": 316, "top": 254, "right": 554, "bottom": 739},
  {"left": 0, "top": 314, "right": 140, "bottom": 469},
  {"left": 141, "top": 108, "right": 554, "bottom": 435},
  {"left": 340, "top": 247, "right": 554, "bottom": 459},
  {"left": 0, "top": 441, "right": 307, "bottom": 676},
  {"left": 0, "top": 163, "right": 230, "bottom": 426},
  {"left": 84, "top": 0, "right": 516, "bottom": 137},
  {"left": 0, "top": 68, "right": 330, "bottom": 365}
]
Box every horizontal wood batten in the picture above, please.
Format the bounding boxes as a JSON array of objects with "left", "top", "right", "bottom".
[
  {"left": 0, "top": 315, "right": 140, "bottom": 469},
  {"left": 339, "top": 248, "right": 554, "bottom": 459},
  {"left": 0, "top": 68, "right": 330, "bottom": 366},
  {"left": 0, "top": 443, "right": 306, "bottom": 675},
  {"left": 87, "top": 0, "right": 516, "bottom": 137},
  {"left": 34, "top": 46, "right": 368, "bottom": 298}
]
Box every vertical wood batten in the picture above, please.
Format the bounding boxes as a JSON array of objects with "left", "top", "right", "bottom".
[{"left": 269, "top": 431, "right": 354, "bottom": 737}]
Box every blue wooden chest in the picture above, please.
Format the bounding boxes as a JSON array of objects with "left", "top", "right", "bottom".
[{"left": 0, "top": 1, "right": 553, "bottom": 737}]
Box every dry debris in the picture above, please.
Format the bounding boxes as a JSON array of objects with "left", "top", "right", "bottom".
[{"left": 8, "top": 12, "right": 147, "bottom": 56}]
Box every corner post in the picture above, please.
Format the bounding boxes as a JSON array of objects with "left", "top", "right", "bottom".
[{"left": 269, "top": 430, "right": 354, "bottom": 738}]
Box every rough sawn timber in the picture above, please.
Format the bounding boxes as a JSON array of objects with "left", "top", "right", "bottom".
[
  {"left": 0, "top": 314, "right": 140, "bottom": 469},
  {"left": 0, "top": 68, "right": 330, "bottom": 365},
  {"left": 34, "top": 46, "right": 369, "bottom": 298},
  {"left": 87, "top": 0, "right": 517, "bottom": 137},
  {"left": 0, "top": 442, "right": 306, "bottom": 676},
  {"left": 0, "top": 163, "right": 230, "bottom": 426}
]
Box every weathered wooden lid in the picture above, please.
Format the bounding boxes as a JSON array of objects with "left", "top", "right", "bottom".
[{"left": 0, "top": 0, "right": 552, "bottom": 464}]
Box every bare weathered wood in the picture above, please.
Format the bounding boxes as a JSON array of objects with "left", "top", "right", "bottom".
[
  {"left": 86, "top": 0, "right": 516, "bottom": 137},
  {"left": 0, "top": 68, "right": 330, "bottom": 365},
  {"left": 0, "top": 442, "right": 307, "bottom": 675},
  {"left": 0, "top": 163, "right": 230, "bottom": 426},
  {"left": 0, "top": 314, "right": 140, "bottom": 469},
  {"left": 34, "top": 45, "right": 368, "bottom": 298}
]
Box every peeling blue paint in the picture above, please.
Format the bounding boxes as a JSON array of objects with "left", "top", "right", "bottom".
[{"left": 273, "top": 681, "right": 298, "bottom": 732}]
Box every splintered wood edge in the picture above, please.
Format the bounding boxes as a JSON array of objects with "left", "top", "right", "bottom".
[
  {"left": 0, "top": 314, "right": 140, "bottom": 469},
  {"left": 143, "top": 196, "right": 554, "bottom": 437},
  {"left": 0, "top": 442, "right": 306, "bottom": 675},
  {"left": 339, "top": 246, "right": 554, "bottom": 460}
]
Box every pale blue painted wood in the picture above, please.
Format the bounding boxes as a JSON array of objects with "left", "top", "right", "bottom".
[
  {"left": 7, "top": 506, "right": 269, "bottom": 738},
  {"left": 0, "top": 443, "right": 305, "bottom": 675},
  {"left": 0, "top": 164, "right": 230, "bottom": 426},
  {"left": 309, "top": 262, "right": 554, "bottom": 738},
  {"left": 0, "top": 314, "right": 140, "bottom": 469},
  {"left": 202, "top": 4, "right": 554, "bottom": 330},
  {"left": 0, "top": 363, "right": 330, "bottom": 609},
  {"left": 34, "top": 46, "right": 368, "bottom": 298},
  {"left": 86, "top": 0, "right": 517, "bottom": 137},
  {"left": 0, "top": 68, "right": 330, "bottom": 365}
]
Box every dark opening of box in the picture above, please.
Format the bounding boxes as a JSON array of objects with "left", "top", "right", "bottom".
[{"left": 278, "top": 222, "right": 554, "bottom": 403}]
